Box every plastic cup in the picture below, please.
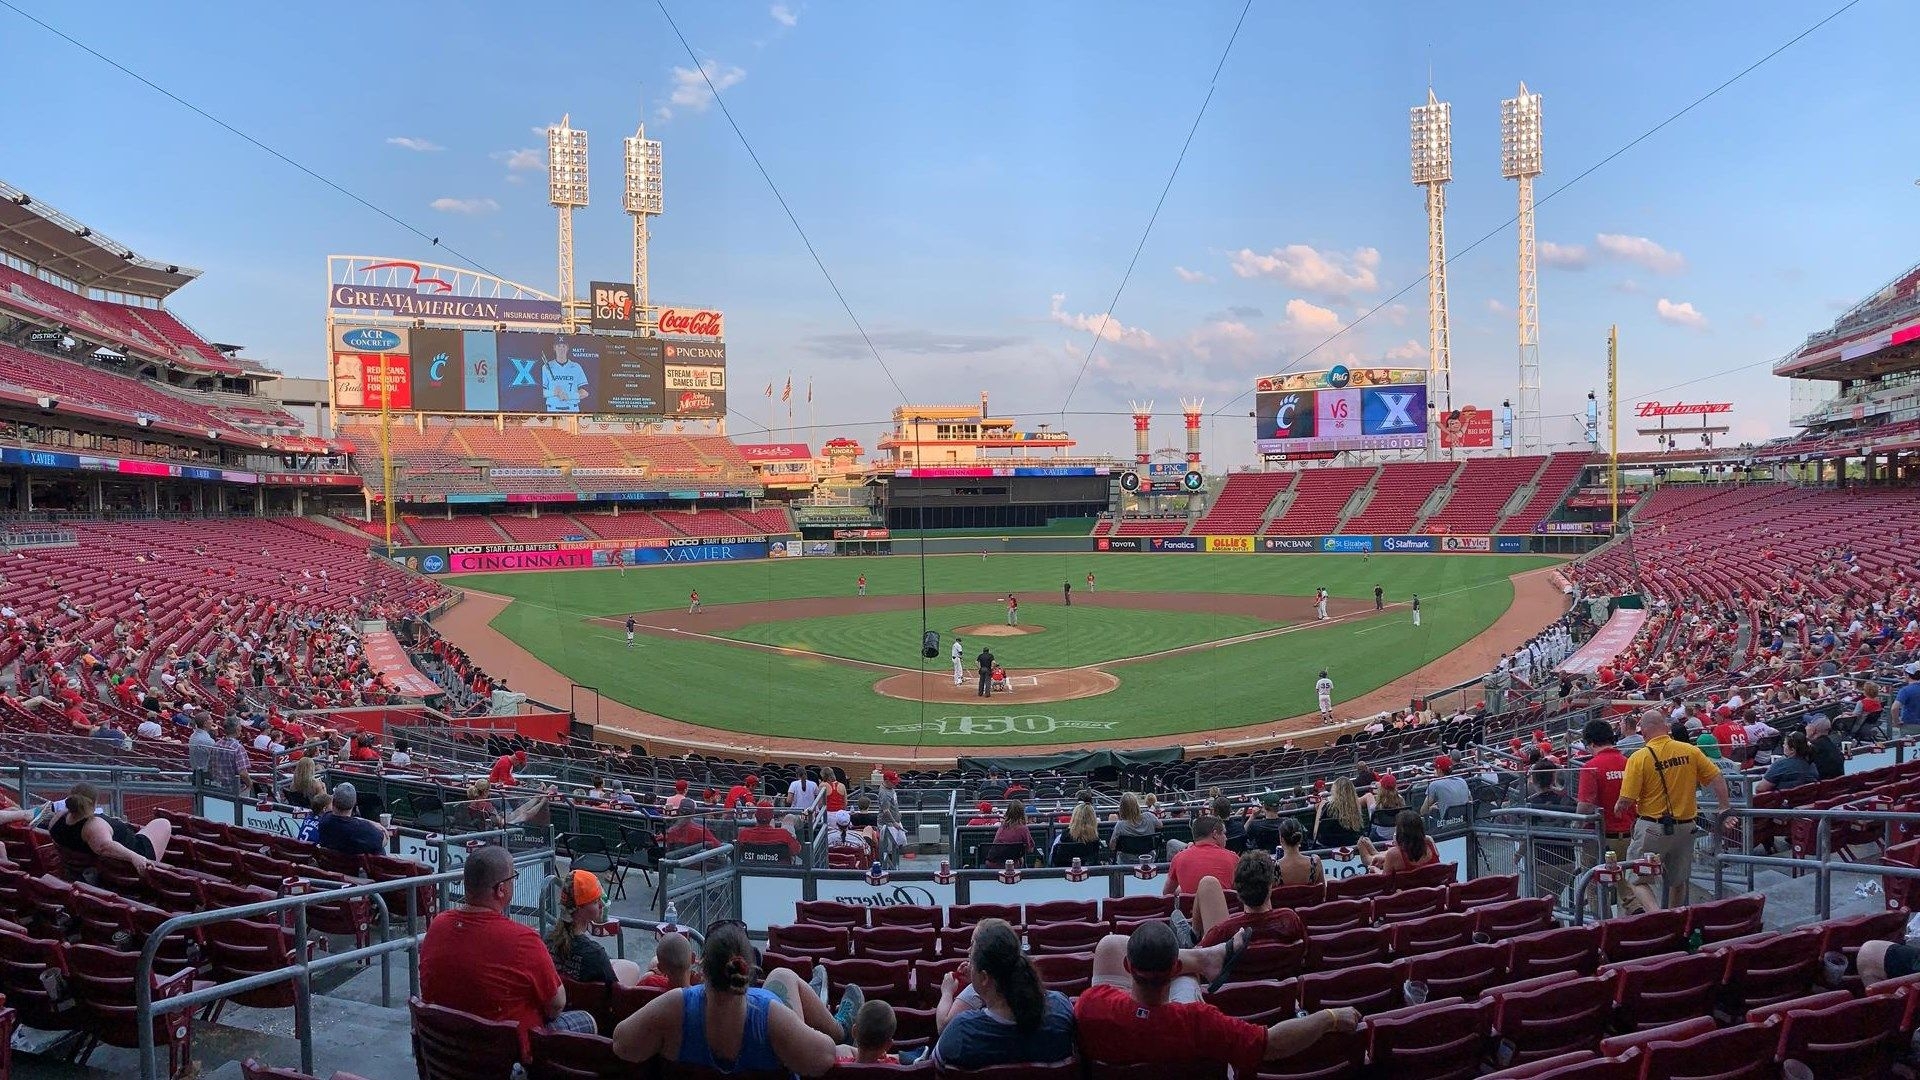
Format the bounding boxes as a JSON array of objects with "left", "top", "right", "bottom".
[
  {"left": 1402, "top": 979, "right": 1429, "bottom": 1005},
  {"left": 379, "top": 813, "right": 392, "bottom": 829},
  {"left": 1822, "top": 950, "right": 1847, "bottom": 987}
]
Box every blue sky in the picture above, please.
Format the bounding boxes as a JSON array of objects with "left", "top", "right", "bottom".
[{"left": 0, "top": 1, "right": 1912, "bottom": 465}]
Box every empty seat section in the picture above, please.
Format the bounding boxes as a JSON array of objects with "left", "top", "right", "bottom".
[{"left": 1343, "top": 461, "right": 1458, "bottom": 534}]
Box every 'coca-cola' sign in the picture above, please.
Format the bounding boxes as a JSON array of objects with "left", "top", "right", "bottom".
[{"left": 658, "top": 308, "right": 724, "bottom": 338}]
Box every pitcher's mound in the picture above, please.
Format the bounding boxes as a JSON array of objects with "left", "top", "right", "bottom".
[
  {"left": 956, "top": 623, "right": 1043, "bottom": 637},
  {"left": 875, "top": 667, "right": 1117, "bottom": 704}
]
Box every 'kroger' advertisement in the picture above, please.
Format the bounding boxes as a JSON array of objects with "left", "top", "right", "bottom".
[{"left": 633, "top": 541, "right": 769, "bottom": 564}]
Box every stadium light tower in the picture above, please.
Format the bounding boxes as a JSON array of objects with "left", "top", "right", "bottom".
[
  {"left": 1502, "top": 83, "right": 1544, "bottom": 455},
  {"left": 1410, "top": 89, "right": 1454, "bottom": 459},
  {"left": 624, "top": 120, "right": 664, "bottom": 333},
  {"left": 547, "top": 115, "right": 589, "bottom": 330}
]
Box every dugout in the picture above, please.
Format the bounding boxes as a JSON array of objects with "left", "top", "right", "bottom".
[{"left": 880, "top": 472, "right": 1110, "bottom": 531}]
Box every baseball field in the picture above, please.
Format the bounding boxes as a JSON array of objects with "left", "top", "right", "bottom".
[{"left": 443, "top": 551, "right": 1565, "bottom": 750}]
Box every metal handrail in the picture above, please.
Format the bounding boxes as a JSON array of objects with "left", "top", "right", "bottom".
[{"left": 132, "top": 847, "right": 546, "bottom": 1080}]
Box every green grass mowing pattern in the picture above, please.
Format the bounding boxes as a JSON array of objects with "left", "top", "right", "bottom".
[
  {"left": 452, "top": 552, "right": 1559, "bottom": 746},
  {"left": 719, "top": 602, "right": 1275, "bottom": 669}
]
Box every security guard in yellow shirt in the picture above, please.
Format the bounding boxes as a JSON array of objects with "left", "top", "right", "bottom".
[{"left": 1614, "top": 708, "right": 1731, "bottom": 911}]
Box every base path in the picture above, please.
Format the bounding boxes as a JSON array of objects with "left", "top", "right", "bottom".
[{"left": 436, "top": 567, "right": 1565, "bottom": 766}]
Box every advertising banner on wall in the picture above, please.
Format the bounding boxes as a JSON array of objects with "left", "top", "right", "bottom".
[
  {"left": 1260, "top": 537, "right": 1318, "bottom": 552},
  {"left": 1149, "top": 537, "right": 1201, "bottom": 552},
  {"left": 1494, "top": 537, "right": 1531, "bottom": 553},
  {"left": 332, "top": 351, "right": 413, "bottom": 410},
  {"left": 657, "top": 308, "right": 725, "bottom": 339},
  {"left": 633, "top": 541, "right": 768, "bottom": 564},
  {"left": 1320, "top": 536, "right": 1375, "bottom": 553},
  {"left": 449, "top": 548, "right": 595, "bottom": 572},
  {"left": 1438, "top": 535, "right": 1493, "bottom": 553},
  {"left": 1379, "top": 535, "right": 1437, "bottom": 553},
  {"left": 1438, "top": 405, "right": 1495, "bottom": 449},
  {"left": 1204, "top": 535, "right": 1255, "bottom": 552},
  {"left": 589, "top": 281, "right": 639, "bottom": 331},
  {"left": 1095, "top": 537, "right": 1142, "bottom": 552}
]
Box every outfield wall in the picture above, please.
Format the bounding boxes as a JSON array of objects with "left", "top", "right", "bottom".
[{"left": 383, "top": 529, "right": 1600, "bottom": 575}]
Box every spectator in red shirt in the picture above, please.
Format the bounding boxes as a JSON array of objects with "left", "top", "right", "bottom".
[
  {"left": 489, "top": 750, "right": 527, "bottom": 787},
  {"left": 661, "top": 803, "right": 721, "bottom": 850},
  {"left": 966, "top": 801, "right": 1000, "bottom": 827},
  {"left": 723, "top": 774, "right": 759, "bottom": 810},
  {"left": 664, "top": 779, "right": 693, "bottom": 814},
  {"left": 736, "top": 802, "right": 802, "bottom": 863},
  {"left": 1074, "top": 921, "right": 1358, "bottom": 1076},
  {"left": 1185, "top": 849, "right": 1307, "bottom": 948},
  {"left": 1575, "top": 716, "right": 1635, "bottom": 907},
  {"left": 1711, "top": 708, "right": 1752, "bottom": 764},
  {"left": 991, "top": 800, "right": 1036, "bottom": 859},
  {"left": 637, "top": 931, "right": 694, "bottom": 990},
  {"left": 419, "top": 845, "right": 597, "bottom": 1057},
  {"left": 1164, "top": 815, "right": 1238, "bottom": 896}
]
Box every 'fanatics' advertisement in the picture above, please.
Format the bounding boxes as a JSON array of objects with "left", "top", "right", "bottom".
[{"left": 1149, "top": 537, "right": 1201, "bottom": 552}]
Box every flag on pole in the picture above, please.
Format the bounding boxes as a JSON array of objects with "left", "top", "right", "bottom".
[
  {"left": 807, "top": 380, "right": 812, "bottom": 404},
  {"left": 781, "top": 376, "right": 792, "bottom": 403},
  {"left": 764, "top": 383, "right": 774, "bottom": 398}
]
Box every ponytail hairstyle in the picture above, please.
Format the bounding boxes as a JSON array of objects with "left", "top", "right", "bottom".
[
  {"left": 545, "top": 875, "right": 582, "bottom": 964},
  {"left": 703, "top": 922, "right": 754, "bottom": 994},
  {"left": 1277, "top": 816, "right": 1304, "bottom": 851},
  {"left": 66, "top": 781, "right": 99, "bottom": 819},
  {"left": 970, "top": 918, "right": 1046, "bottom": 1034}
]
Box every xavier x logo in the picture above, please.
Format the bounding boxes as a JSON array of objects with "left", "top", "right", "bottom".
[
  {"left": 1375, "top": 391, "right": 1418, "bottom": 431},
  {"left": 510, "top": 358, "right": 536, "bottom": 386}
]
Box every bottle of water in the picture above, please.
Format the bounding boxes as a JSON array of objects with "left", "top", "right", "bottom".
[{"left": 660, "top": 900, "right": 680, "bottom": 938}]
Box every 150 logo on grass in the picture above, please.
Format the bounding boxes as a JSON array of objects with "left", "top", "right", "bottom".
[{"left": 877, "top": 716, "right": 1117, "bottom": 736}]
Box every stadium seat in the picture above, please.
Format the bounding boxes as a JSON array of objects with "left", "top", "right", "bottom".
[
  {"left": 1298, "top": 899, "right": 1371, "bottom": 936},
  {"left": 1598, "top": 908, "right": 1687, "bottom": 964},
  {"left": 1471, "top": 897, "right": 1556, "bottom": 941},
  {"left": 1604, "top": 951, "right": 1722, "bottom": 1031},
  {"left": 1265, "top": 883, "right": 1324, "bottom": 911},
  {"left": 1713, "top": 932, "right": 1823, "bottom": 1016},
  {"left": 1388, "top": 862, "right": 1457, "bottom": 890},
  {"left": 66, "top": 943, "right": 202, "bottom": 1079},
  {"left": 1387, "top": 911, "right": 1474, "bottom": 955},
  {"left": 526, "top": 1029, "right": 629, "bottom": 1079},
  {"left": 1485, "top": 973, "right": 1615, "bottom": 1067},
  {"left": 851, "top": 925, "right": 938, "bottom": 962},
  {"left": 1304, "top": 926, "right": 1390, "bottom": 970},
  {"left": 772, "top": 923, "right": 853, "bottom": 955},
  {"left": 1324, "top": 874, "right": 1392, "bottom": 903},
  {"left": 1370, "top": 885, "right": 1446, "bottom": 925},
  {"left": 1445, "top": 874, "right": 1519, "bottom": 911},
  {"left": 1025, "top": 921, "right": 1107, "bottom": 956},
  {"left": 1398, "top": 942, "right": 1504, "bottom": 1001},
  {"left": 411, "top": 997, "right": 524, "bottom": 1078},
  {"left": 871, "top": 905, "right": 942, "bottom": 931},
  {"left": 948, "top": 903, "right": 1020, "bottom": 929},
  {"left": 1479, "top": 1053, "right": 1638, "bottom": 1080},
  {"left": 1209, "top": 979, "right": 1298, "bottom": 1024},
  {"left": 1685, "top": 896, "right": 1765, "bottom": 944},
  {"left": 1774, "top": 991, "right": 1908, "bottom": 1080},
  {"left": 798, "top": 901, "right": 867, "bottom": 928},
  {"left": 822, "top": 958, "right": 913, "bottom": 999},
  {"left": 1363, "top": 997, "right": 1492, "bottom": 1080},
  {"left": 1632, "top": 1021, "right": 1777, "bottom": 1080},
  {"left": 933, "top": 1060, "right": 1084, "bottom": 1080},
  {"left": 1501, "top": 924, "right": 1602, "bottom": 981},
  {"left": 1030, "top": 952, "right": 1093, "bottom": 997},
  {"left": 1292, "top": 962, "right": 1402, "bottom": 1015},
  {"left": 1230, "top": 939, "right": 1307, "bottom": 982},
  {"left": 1024, "top": 900, "right": 1097, "bottom": 926}
]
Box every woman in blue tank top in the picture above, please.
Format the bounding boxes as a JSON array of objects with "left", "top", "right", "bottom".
[{"left": 612, "top": 923, "right": 838, "bottom": 1077}]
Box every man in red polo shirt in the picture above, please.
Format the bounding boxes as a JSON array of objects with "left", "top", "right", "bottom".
[
  {"left": 1574, "top": 717, "right": 1637, "bottom": 916},
  {"left": 723, "top": 774, "right": 759, "bottom": 810},
  {"left": 420, "top": 845, "right": 596, "bottom": 1057},
  {"left": 1190, "top": 850, "right": 1306, "bottom": 947},
  {"left": 1164, "top": 815, "right": 1238, "bottom": 896},
  {"left": 735, "top": 801, "right": 802, "bottom": 863},
  {"left": 1075, "top": 921, "right": 1357, "bottom": 1076}
]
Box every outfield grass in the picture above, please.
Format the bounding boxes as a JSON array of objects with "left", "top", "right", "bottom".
[
  {"left": 451, "top": 552, "right": 1559, "bottom": 746},
  {"left": 721, "top": 602, "right": 1275, "bottom": 668}
]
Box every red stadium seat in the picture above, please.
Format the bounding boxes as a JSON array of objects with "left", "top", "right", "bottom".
[
  {"left": 1024, "top": 921, "right": 1106, "bottom": 956},
  {"left": 1471, "top": 897, "right": 1556, "bottom": 941},
  {"left": 1603, "top": 951, "right": 1722, "bottom": 1031},
  {"left": 527, "top": 1029, "right": 628, "bottom": 1080},
  {"left": 1304, "top": 926, "right": 1390, "bottom": 970},
  {"left": 1486, "top": 973, "right": 1615, "bottom": 1067},
  {"left": 1398, "top": 942, "right": 1504, "bottom": 1001},
  {"left": 1713, "top": 932, "right": 1822, "bottom": 1016},
  {"left": 1370, "top": 885, "right": 1446, "bottom": 925},
  {"left": 1030, "top": 952, "right": 1093, "bottom": 997},
  {"left": 798, "top": 900, "right": 867, "bottom": 928},
  {"left": 851, "top": 925, "right": 938, "bottom": 962},
  {"left": 1446, "top": 874, "right": 1519, "bottom": 911},
  {"left": 1774, "top": 992, "right": 1908, "bottom": 1080},
  {"left": 1024, "top": 900, "right": 1097, "bottom": 926},
  {"left": 1387, "top": 911, "right": 1474, "bottom": 956},
  {"left": 1364, "top": 997, "right": 1492, "bottom": 1080},
  {"left": 1209, "top": 979, "right": 1298, "bottom": 1024},
  {"left": 1292, "top": 962, "right": 1403, "bottom": 1016},
  {"left": 1684, "top": 895, "right": 1765, "bottom": 944},
  {"left": 1298, "top": 899, "right": 1371, "bottom": 936},
  {"left": 870, "top": 905, "right": 942, "bottom": 931},
  {"left": 1598, "top": 908, "right": 1687, "bottom": 964},
  {"left": 1501, "top": 924, "right": 1602, "bottom": 981},
  {"left": 1632, "top": 1021, "right": 1777, "bottom": 1080},
  {"left": 410, "top": 997, "right": 523, "bottom": 1078}
]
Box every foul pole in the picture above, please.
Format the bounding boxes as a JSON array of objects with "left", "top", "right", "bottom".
[{"left": 1608, "top": 324, "right": 1620, "bottom": 528}]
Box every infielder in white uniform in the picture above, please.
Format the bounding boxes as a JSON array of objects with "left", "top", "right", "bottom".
[
  {"left": 1315, "top": 587, "right": 1329, "bottom": 621},
  {"left": 1315, "top": 670, "right": 1334, "bottom": 720},
  {"left": 952, "top": 638, "right": 965, "bottom": 685}
]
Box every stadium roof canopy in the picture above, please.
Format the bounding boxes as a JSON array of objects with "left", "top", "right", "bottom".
[
  {"left": 0, "top": 179, "right": 200, "bottom": 301},
  {"left": 1774, "top": 261, "right": 1920, "bottom": 382}
]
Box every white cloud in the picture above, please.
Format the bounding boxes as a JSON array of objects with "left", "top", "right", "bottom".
[
  {"left": 386, "top": 136, "right": 443, "bottom": 152},
  {"left": 1539, "top": 241, "right": 1590, "bottom": 269},
  {"left": 1173, "top": 266, "right": 1214, "bottom": 284},
  {"left": 1384, "top": 339, "right": 1424, "bottom": 361},
  {"left": 492, "top": 149, "right": 542, "bottom": 172},
  {"left": 429, "top": 197, "right": 499, "bottom": 215},
  {"left": 1596, "top": 233, "right": 1687, "bottom": 275},
  {"left": 1282, "top": 298, "right": 1341, "bottom": 333},
  {"left": 1049, "top": 294, "right": 1158, "bottom": 350},
  {"left": 1655, "top": 297, "right": 1708, "bottom": 330},
  {"left": 659, "top": 60, "right": 747, "bottom": 120},
  {"left": 1487, "top": 298, "right": 1510, "bottom": 315},
  {"left": 770, "top": 3, "right": 798, "bottom": 26},
  {"left": 1383, "top": 304, "right": 1411, "bottom": 327},
  {"left": 1229, "top": 244, "right": 1381, "bottom": 298},
  {"left": 1615, "top": 279, "right": 1644, "bottom": 295}
]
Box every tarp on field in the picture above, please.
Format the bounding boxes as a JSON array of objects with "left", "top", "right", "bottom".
[{"left": 958, "top": 747, "right": 1184, "bottom": 774}]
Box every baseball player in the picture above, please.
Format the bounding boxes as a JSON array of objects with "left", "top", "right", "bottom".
[
  {"left": 1006, "top": 595, "right": 1019, "bottom": 627},
  {"left": 1315, "top": 670, "right": 1334, "bottom": 720},
  {"left": 689, "top": 589, "right": 702, "bottom": 615},
  {"left": 1315, "top": 587, "right": 1329, "bottom": 621},
  {"left": 1373, "top": 584, "right": 1384, "bottom": 610},
  {"left": 1411, "top": 593, "right": 1421, "bottom": 627},
  {"left": 857, "top": 573, "right": 867, "bottom": 597},
  {"left": 952, "top": 637, "right": 965, "bottom": 686},
  {"left": 1063, "top": 580, "right": 1072, "bottom": 606},
  {"left": 625, "top": 616, "right": 636, "bottom": 648},
  {"left": 1086, "top": 571, "right": 1096, "bottom": 593}
]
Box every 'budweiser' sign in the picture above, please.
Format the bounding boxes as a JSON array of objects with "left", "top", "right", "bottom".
[
  {"left": 658, "top": 308, "right": 724, "bottom": 338},
  {"left": 1636, "top": 400, "right": 1732, "bottom": 418}
]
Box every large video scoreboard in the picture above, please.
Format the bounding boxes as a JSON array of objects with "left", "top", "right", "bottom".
[{"left": 1253, "top": 366, "right": 1428, "bottom": 455}]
